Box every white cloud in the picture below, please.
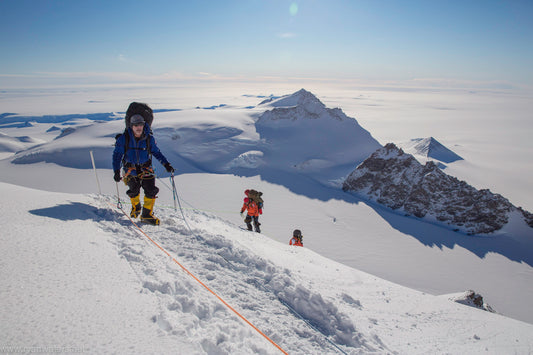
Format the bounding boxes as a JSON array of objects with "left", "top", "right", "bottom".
[
  {"left": 1, "top": 71, "right": 530, "bottom": 94},
  {"left": 278, "top": 32, "right": 297, "bottom": 39}
]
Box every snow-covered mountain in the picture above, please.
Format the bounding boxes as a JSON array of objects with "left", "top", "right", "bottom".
[
  {"left": 3, "top": 89, "right": 380, "bottom": 188},
  {"left": 255, "top": 89, "right": 381, "bottom": 184},
  {"left": 397, "top": 137, "right": 463, "bottom": 167},
  {"left": 0, "top": 131, "right": 43, "bottom": 154},
  {"left": 342, "top": 143, "right": 532, "bottom": 234}
]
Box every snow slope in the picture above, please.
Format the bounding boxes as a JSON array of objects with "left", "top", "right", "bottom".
[{"left": 2, "top": 181, "right": 532, "bottom": 354}]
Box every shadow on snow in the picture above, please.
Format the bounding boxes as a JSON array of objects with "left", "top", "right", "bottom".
[
  {"left": 29, "top": 201, "right": 123, "bottom": 224},
  {"left": 235, "top": 168, "right": 533, "bottom": 268}
]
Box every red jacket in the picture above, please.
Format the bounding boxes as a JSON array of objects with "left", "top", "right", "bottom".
[
  {"left": 241, "top": 198, "right": 260, "bottom": 217},
  {"left": 289, "top": 237, "right": 303, "bottom": 247}
]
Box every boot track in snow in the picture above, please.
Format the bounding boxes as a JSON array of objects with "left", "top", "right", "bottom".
[{"left": 96, "top": 194, "right": 385, "bottom": 354}]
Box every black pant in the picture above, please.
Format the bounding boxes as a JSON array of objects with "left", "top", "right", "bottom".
[
  {"left": 244, "top": 215, "right": 260, "bottom": 231},
  {"left": 126, "top": 176, "right": 159, "bottom": 199}
]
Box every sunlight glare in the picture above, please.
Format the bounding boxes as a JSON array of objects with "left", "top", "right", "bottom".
[{"left": 289, "top": 3, "right": 298, "bottom": 16}]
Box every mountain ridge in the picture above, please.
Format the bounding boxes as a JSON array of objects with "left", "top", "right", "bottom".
[{"left": 343, "top": 143, "right": 532, "bottom": 235}]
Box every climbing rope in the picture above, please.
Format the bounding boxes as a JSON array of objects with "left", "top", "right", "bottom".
[
  {"left": 169, "top": 173, "right": 193, "bottom": 233},
  {"left": 114, "top": 173, "right": 349, "bottom": 354},
  {"left": 109, "top": 200, "right": 288, "bottom": 355},
  {"left": 157, "top": 176, "right": 235, "bottom": 215},
  {"left": 221, "top": 251, "right": 349, "bottom": 354}
]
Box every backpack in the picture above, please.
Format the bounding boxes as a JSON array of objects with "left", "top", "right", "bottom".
[
  {"left": 292, "top": 229, "right": 303, "bottom": 245},
  {"left": 125, "top": 102, "right": 153, "bottom": 128},
  {"left": 247, "top": 189, "right": 264, "bottom": 209},
  {"left": 115, "top": 102, "right": 154, "bottom": 165}
]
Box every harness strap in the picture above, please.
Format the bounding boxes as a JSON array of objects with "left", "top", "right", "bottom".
[
  {"left": 124, "top": 166, "right": 135, "bottom": 178},
  {"left": 123, "top": 165, "right": 155, "bottom": 183}
]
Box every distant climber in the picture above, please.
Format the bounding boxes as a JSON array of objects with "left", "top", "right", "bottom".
[
  {"left": 112, "top": 102, "right": 174, "bottom": 225},
  {"left": 240, "top": 189, "right": 263, "bottom": 232},
  {"left": 289, "top": 229, "right": 303, "bottom": 246}
]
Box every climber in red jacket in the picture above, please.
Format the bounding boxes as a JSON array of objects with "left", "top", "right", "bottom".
[
  {"left": 290, "top": 229, "right": 303, "bottom": 247},
  {"left": 240, "top": 197, "right": 261, "bottom": 232}
]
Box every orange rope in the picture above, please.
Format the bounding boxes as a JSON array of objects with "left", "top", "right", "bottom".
[{"left": 109, "top": 202, "right": 289, "bottom": 355}]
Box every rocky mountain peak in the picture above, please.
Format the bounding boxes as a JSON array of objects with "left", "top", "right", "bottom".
[
  {"left": 343, "top": 143, "right": 531, "bottom": 235},
  {"left": 260, "top": 88, "right": 324, "bottom": 109},
  {"left": 257, "top": 89, "right": 348, "bottom": 123}
]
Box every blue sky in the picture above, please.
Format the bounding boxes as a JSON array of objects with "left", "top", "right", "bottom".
[{"left": 1, "top": 0, "right": 532, "bottom": 88}]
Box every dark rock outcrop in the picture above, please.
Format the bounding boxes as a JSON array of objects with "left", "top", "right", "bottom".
[
  {"left": 450, "top": 290, "right": 496, "bottom": 313},
  {"left": 343, "top": 143, "right": 532, "bottom": 234}
]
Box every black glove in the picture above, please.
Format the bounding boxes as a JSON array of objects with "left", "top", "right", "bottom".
[
  {"left": 113, "top": 170, "right": 121, "bottom": 182},
  {"left": 164, "top": 162, "right": 174, "bottom": 173}
]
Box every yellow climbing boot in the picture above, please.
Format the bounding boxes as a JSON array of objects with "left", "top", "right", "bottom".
[
  {"left": 141, "top": 196, "right": 160, "bottom": 225},
  {"left": 130, "top": 195, "right": 141, "bottom": 218}
]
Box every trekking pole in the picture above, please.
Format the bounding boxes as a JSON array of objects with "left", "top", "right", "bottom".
[
  {"left": 115, "top": 181, "right": 123, "bottom": 209},
  {"left": 169, "top": 173, "right": 193, "bottom": 232},
  {"left": 89, "top": 150, "right": 102, "bottom": 194},
  {"left": 170, "top": 172, "right": 177, "bottom": 212}
]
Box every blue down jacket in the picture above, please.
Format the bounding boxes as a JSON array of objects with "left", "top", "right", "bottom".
[{"left": 112, "top": 124, "right": 169, "bottom": 176}]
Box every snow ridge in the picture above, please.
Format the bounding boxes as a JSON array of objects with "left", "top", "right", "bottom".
[{"left": 0, "top": 132, "right": 43, "bottom": 152}]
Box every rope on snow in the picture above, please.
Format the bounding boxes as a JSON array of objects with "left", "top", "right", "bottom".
[{"left": 108, "top": 200, "right": 289, "bottom": 355}]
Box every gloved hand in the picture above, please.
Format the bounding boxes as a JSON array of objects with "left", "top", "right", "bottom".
[
  {"left": 113, "top": 170, "right": 121, "bottom": 182},
  {"left": 259, "top": 208, "right": 263, "bottom": 215},
  {"left": 164, "top": 162, "right": 174, "bottom": 173},
  {"left": 240, "top": 211, "right": 244, "bottom": 218}
]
